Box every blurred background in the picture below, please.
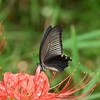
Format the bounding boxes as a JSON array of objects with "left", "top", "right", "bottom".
[{"left": 0, "top": 0, "right": 100, "bottom": 99}]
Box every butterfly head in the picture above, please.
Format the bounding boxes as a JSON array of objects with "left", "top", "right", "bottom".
[{"left": 36, "top": 63, "right": 46, "bottom": 71}]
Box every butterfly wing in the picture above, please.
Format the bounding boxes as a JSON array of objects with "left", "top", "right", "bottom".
[
  {"left": 44, "top": 55, "right": 72, "bottom": 71},
  {"left": 39, "top": 25, "right": 72, "bottom": 71}
]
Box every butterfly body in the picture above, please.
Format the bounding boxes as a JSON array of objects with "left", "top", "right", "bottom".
[{"left": 39, "top": 25, "right": 72, "bottom": 72}]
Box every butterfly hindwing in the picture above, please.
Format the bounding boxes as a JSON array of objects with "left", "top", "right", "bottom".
[{"left": 44, "top": 55, "right": 71, "bottom": 71}]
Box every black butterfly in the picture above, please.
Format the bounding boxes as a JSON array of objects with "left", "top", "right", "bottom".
[{"left": 38, "top": 25, "right": 72, "bottom": 72}]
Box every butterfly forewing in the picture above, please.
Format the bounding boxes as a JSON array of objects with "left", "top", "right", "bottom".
[{"left": 39, "top": 25, "right": 62, "bottom": 62}]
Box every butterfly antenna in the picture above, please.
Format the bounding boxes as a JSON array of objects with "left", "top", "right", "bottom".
[{"left": 33, "top": 53, "right": 38, "bottom": 66}]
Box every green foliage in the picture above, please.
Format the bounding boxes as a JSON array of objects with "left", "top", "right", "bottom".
[{"left": 0, "top": 0, "right": 100, "bottom": 99}]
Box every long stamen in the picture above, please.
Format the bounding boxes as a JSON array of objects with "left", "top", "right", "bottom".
[
  {"left": 49, "top": 71, "right": 56, "bottom": 84},
  {"left": 50, "top": 67, "right": 77, "bottom": 90}
]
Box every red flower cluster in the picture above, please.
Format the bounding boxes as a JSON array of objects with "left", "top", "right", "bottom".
[{"left": 0, "top": 67, "right": 98, "bottom": 100}]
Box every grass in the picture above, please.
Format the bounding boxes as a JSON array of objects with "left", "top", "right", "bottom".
[{"left": 0, "top": 0, "right": 100, "bottom": 99}]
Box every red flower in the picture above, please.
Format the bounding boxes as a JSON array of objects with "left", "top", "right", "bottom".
[{"left": 0, "top": 67, "right": 99, "bottom": 100}]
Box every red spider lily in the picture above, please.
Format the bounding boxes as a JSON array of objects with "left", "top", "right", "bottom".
[{"left": 0, "top": 67, "right": 99, "bottom": 100}]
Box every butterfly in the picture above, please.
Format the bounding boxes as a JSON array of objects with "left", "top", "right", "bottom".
[{"left": 38, "top": 25, "right": 72, "bottom": 72}]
